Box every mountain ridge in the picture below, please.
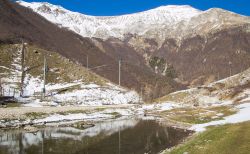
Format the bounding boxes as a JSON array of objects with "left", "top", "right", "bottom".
[{"left": 18, "top": 0, "right": 250, "bottom": 44}]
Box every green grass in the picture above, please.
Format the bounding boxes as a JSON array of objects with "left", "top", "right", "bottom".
[{"left": 166, "top": 122, "right": 250, "bottom": 154}]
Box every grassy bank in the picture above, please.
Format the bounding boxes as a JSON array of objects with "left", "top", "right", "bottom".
[{"left": 166, "top": 122, "right": 250, "bottom": 154}]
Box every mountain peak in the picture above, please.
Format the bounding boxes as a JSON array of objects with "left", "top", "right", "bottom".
[
  {"left": 153, "top": 5, "right": 199, "bottom": 11},
  {"left": 141, "top": 5, "right": 201, "bottom": 19}
]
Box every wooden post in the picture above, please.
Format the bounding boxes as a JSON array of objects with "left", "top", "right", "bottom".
[{"left": 42, "top": 55, "right": 47, "bottom": 99}]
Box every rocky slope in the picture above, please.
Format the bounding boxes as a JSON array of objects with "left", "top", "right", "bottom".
[{"left": 18, "top": 1, "right": 250, "bottom": 86}]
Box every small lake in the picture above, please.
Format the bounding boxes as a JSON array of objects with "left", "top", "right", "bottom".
[{"left": 0, "top": 118, "right": 192, "bottom": 154}]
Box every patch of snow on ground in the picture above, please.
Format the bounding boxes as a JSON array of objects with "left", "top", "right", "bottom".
[
  {"left": 103, "top": 108, "right": 135, "bottom": 116},
  {"left": 32, "top": 107, "right": 140, "bottom": 124},
  {"left": 22, "top": 99, "right": 58, "bottom": 107},
  {"left": 51, "top": 84, "right": 139, "bottom": 105},
  {"left": 138, "top": 102, "right": 182, "bottom": 113},
  {"left": 155, "top": 102, "right": 181, "bottom": 111},
  {"left": 33, "top": 113, "right": 112, "bottom": 124},
  {"left": 12, "top": 77, "right": 139, "bottom": 106},
  {"left": 190, "top": 103, "right": 250, "bottom": 132},
  {"left": 23, "top": 75, "right": 43, "bottom": 96}
]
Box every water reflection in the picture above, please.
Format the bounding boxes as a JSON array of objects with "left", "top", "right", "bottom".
[{"left": 0, "top": 118, "right": 191, "bottom": 154}]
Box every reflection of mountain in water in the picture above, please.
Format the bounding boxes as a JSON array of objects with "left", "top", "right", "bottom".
[
  {"left": 0, "top": 118, "right": 138, "bottom": 153},
  {"left": 0, "top": 119, "right": 191, "bottom": 154}
]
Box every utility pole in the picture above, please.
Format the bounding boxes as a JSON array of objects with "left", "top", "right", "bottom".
[
  {"left": 119, "top": 59, "right": 121, "bottom": 86},
  {"left": 140, "top": 86, "right": 143, "bottom": 104},
  {"left": 229, "top": 61, "right": 232, "bottom": 76},
  {"left": 20, "top": 41, "right": 25, "bottom": 97},
  {"left": 42, "top": 55, "right": 47, "bottom": 99},
  {"left": 86, "top": 55, "right": 89, "bottom": 70}
]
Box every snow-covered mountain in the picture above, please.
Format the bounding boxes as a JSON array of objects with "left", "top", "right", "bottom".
[
  {"left": 18, "top": 1, "right": 250, "bottom": 45},
  {"left": 17, "top": 1, "right": 199, "bottom": 40}
]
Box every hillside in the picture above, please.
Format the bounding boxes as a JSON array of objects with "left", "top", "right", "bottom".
[
  {"left": 156, "top": 67, "right": 250, "bottom": 106},
  {"left": 0, "top": 43, "right": 139, "bottom": 106}
]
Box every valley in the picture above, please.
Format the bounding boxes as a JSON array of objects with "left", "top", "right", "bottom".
[{"left": 0, "top": 0, "right": 250, "bottom": 153}]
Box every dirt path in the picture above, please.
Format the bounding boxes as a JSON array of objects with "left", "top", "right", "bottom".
[{"left": 0, "top": 104, "right": 133, "bottom": 120}]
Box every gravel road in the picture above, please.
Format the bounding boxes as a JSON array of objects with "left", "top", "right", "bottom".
[{"left": 0, "top": 105, "right": 132, "bottom": 120}]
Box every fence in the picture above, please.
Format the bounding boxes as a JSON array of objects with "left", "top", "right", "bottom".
[{"left": 0, "top": 87, "right": 20, "bottom": 97}]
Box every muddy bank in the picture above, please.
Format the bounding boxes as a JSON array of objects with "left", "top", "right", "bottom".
[{"left": 0, "top": 105, "right": 132, "bottom": 120}]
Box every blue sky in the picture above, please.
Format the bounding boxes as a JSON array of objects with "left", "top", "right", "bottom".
[{"left": 21, "top": 0, "right": 250, "bottom": 16}]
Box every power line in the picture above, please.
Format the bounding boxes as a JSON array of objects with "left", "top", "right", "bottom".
[
  {"left": 89, "top": 64, "right": 109, "bottom": 70},
  {"left": 119, "top": 59, "right": 121, "bottom": 86}
]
